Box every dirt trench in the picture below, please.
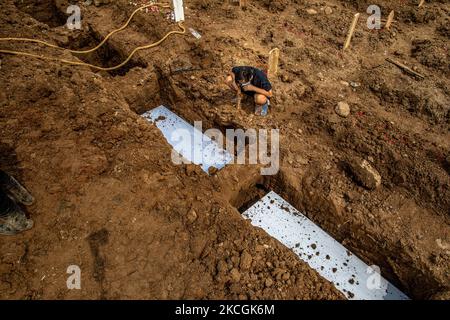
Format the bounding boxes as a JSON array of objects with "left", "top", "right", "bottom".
[{"left": 0, "top": 0, "right": 449, "bottom": 300}]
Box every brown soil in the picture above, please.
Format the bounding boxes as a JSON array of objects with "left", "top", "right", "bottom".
[{"left": 0, "top": 0, "right": 449, "bottom": 300}]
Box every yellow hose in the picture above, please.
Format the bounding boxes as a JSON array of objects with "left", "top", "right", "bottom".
[{"left": 0, "top": 3, "right": 186, "bottom": 71}]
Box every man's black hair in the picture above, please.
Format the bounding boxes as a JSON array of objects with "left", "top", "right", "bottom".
[{"left": 235, "top": 67, "right": 253, "bottom": 83}]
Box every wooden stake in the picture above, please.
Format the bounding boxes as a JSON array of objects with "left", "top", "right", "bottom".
[
  {"left": 385, "top": 10, "right": 395, "bottom": 30},
  {"left": 418, "top": 0, "right": 425, "bottom": 8},
  {"left": 386, "top": 58, "right": 425, "bottom": 79},
  {"left": 268, "top": 48, "right": 280, "bottom": 78},
  {"left": 343, "top": 13, "right": 360, "bottom": 51}
]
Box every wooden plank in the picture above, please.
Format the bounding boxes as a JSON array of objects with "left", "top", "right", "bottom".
[{"left": 343, "top": 13, "right": 360, "bottom": 51}]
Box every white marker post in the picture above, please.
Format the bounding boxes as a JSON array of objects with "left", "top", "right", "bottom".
[{"left": 173, "top": 0, "right": 185, "bottom": 22}]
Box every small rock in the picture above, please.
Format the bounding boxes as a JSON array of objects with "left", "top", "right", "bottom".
[
  {"left": 282, "top": 272, "right": 290, "bottom": 281},
  {"left": 347, "top": 158, "right": 382, "bottom": 190},
  {"left": 429, "top": 253, "right": 441, "bottom": 264},
  {"left": 208, "top": 166, "right": 219, "bottom": 176},
  {"left": 240, "top": 251, "right": 252, "bottom": 270},
  {"left": 306, "top": 8, "right": 318, "bottom": 15},
  {"left": 272, "top": 267, "right": 284, "bottom": 277},
  {"left": 335, "top": 101, "right": 350, "bottom": 117},
  {"left": 430, "top": 290, "right": 450, "bottom": 300},
  {"left": 231, "top": 255, "right": 240, "bottom": 266},
  {"left": 284, "top": 39, "right": 294, "bottom": 47},
  {"left": 0, "top": 91, "right": 6, "bottom": 106},
  {"left": 324, "top": 6, "right": 333, "bottom": 15},
  {"left": 185, "top": 165, "right": 195, "bottom": 176}
]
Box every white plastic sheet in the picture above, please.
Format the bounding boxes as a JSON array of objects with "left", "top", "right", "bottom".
[{"left": 243, "top": 191, "right": 409, "bottom": 300}]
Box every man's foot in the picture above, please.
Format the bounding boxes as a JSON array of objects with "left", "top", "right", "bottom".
[
  {"left": 254, "top": 105, "right": 262, "bottom": 115},
  {"left": 0, "top": 170, "right": 34, "bottom": 206}
]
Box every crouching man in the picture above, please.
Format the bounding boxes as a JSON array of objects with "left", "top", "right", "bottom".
[{"left": 225, "top": 66, "right": 273, "bottom": 116}]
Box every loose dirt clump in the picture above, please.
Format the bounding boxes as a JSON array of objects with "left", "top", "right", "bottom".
[{"left": 411, "top": 39, "right": 450, "bottom": 74}]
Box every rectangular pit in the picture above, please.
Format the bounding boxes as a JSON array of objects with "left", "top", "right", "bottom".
[{"left": 230, "top": 173, "right": 441, "bottom": 299}]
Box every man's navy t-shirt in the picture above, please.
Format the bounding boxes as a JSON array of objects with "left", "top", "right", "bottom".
[{"left": 232, "top": 66, "right": 272, "bottom": 96}]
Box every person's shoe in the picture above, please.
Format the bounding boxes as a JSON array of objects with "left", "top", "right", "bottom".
[
  {"left": 0, "top": 192, "right": 33, "bottom": 236},
  {"left": 254, "top": 105, "right": 262, "bottom": 115},
  {"left": 0, "top": 170, "right": 34, "bottom": 206},
  {"left": 260, "top": 100, "right": 270, "bottom": 117}
]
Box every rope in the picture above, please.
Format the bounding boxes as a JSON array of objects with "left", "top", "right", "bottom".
[{"left": 0, "top": 3, "right": 186, "bottom": 71}]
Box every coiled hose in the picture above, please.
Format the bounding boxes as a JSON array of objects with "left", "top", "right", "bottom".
[{"left": 0, "top": 3, "right": 186, "bottom": 71}]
